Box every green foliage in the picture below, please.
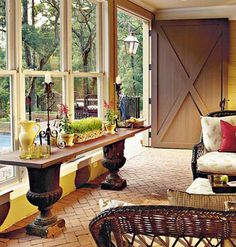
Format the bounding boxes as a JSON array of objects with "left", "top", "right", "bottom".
[
  {"left": 59, "top": 118, "right": 74, "bottom": 134},
  {"left": 72, "top": 0, "right": 96, "bottom": 72},
  {"left": 117, "top": 10, "right": 143, "bottom": 99},
  {"left": 71, "top": 117, "right": 102, "bottom": 134},
  {"left": 22, "top": 0, "right": 60, "bottom": 71},
  {"left": 0, "top": 1, "right": 145, "bottom": 120},
  {"left": 74, "top": 77, "right": 97, "bottom": 98},
  {"left": 0, "top": 78, "right": 10, "bottom": 118},
  {"left": 104, "top": 101, "right": 116, "bottom": 124},
  {"left": 0, "top": 1, "right": 6, "bottom": 69},
  {"left": 104, "top": 109, "right": 116, "bottom": 125}
]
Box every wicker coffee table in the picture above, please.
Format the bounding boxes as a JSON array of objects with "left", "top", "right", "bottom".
[{"left": 208, "top": 175, "right": 236, "bottom": 193}]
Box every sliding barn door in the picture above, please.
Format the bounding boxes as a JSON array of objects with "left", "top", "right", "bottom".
[{"left": 151, "top": 19, "right": 228, "bottom": 148}]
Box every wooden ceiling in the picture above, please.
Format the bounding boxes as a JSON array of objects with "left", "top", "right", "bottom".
[{"left": 130, "top": 0, "right": 236, "bottom": 12}]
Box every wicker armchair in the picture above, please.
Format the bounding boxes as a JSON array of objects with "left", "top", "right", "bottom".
[
  {"left": 191, "top": 110, "right": 236, "bottom": 179},
  {"left": 89, "top": 205, "right": 236, "bottom": 247}
]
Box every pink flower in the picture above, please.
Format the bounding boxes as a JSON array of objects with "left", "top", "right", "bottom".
[
  {"left": 103, "top": 100, "right": 109, "bottom": 109},
  {"left": 103, "top": 100, "right": 114, "bottom": 110},
  {"left": 57, "top": 103, "right": 69, "bottom": 117}
]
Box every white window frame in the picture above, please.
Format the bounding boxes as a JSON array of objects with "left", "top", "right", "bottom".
[
  {"left": 65, "top": 0, "right": 105, "bottom": 119},
  {"left": 0, "top": 0, "right": 106, "bottom": 187},
  {"left": 0, "top": 71, "right": 20, "bottom": 185}
]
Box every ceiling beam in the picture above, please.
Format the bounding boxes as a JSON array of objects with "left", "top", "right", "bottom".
[{"left": 156, "top": 5, "right": 236, "bottom": 20}]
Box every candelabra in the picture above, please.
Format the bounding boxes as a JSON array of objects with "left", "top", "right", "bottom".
[{"left": 39, "top": 81, "right": 65, "bottom": 153}]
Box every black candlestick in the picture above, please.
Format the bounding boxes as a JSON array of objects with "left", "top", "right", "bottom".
[
  {"left": 39, "top": 82, "right": 65, "bottom": 151},
  {"left": 26, "top": 96, "right": 32, "bottom": 120}
]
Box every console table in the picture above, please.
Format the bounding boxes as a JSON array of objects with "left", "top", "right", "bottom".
[{"left": 0, "top": 126, "right": 150, "bottom": 238}]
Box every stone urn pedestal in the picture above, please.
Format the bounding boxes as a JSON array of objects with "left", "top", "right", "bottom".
[{"left": 0, "top": 190, "right": 12, "bottom": 229}]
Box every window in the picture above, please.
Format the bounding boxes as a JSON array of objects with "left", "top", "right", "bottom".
[
  {"left": 74, "top": 77, "right": 98, "bottom": 119},
  {"left": 117, "top": 9, "right": 144, "bottom": 118},
  {"left": 0, "top": 0, "right": 104, "bottom": 186},
  {"left": 72, "top": 0, "right": 97, "bottom": 72},
  {"left": 0, "top": 75, "right": 17, "bottom": 183},
  {"left": 22, "top": 0, "right": 61, "bottom": 71},
  {"left": 0, "top": 1, "right": 17, "bottom": 184},
  {"left": 0, "top": 1, "right": 6, "bottom": 69},
  {"left": 25, "top": 76, "right": 63, "bottom": 123},
  {"left": 72, "top": 0, "right": 102, "bottom": 120},
  {"left": 0, "top": 77, "right": 11, "bottom": 153}
]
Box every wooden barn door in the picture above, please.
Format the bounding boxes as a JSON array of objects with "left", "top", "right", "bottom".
[{"left": 151, "top": 19, "right": 228, "bottom": 148}]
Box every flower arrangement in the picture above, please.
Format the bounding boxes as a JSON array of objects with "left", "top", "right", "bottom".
[
  {"left": 104, "top": 100, "right": 116, "bottom": 125},
  {"left": 57, "top": 103, "right": 74, "bottom": 134}
]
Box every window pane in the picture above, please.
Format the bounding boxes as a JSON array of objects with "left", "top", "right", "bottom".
[
  {"left": 0, "top": 77, "right": 11, "bottom": 152},
  {"left": 72, "top": 0, "right": 97, "bottom": 72},
  {"left": 22, "top": 0, "right": 60, "bottom": 71},
  {"left": 117, "top": 10, "right": 144, "bottom": 118},
  {"left": 0, "top": 1, "right": 7, "bottom": 69},
  {"left": 25, "top": 76, "right": 62, "bottom": 125},
  {"left": 0, "top": 77, "right": 16, "bottom": 183},
  {"left": 74, "top": 77, "right": 98, "bottom": 119}
]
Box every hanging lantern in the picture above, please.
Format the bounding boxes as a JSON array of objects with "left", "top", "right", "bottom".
[{"left": 124, "top": 32, "right": 139, "bottom": 55}]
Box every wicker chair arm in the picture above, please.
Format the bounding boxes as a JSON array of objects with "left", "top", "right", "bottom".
[
  {"left": 90, "top": 205, "right": 236, "bottom": 247},
  {"left": 191, "top": 142, "right": 205, "bottom": 179},
  {"left": 192, "top": 142, "right": 205, "bottom": 161}
]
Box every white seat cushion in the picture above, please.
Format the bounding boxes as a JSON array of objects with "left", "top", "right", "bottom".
[
  {"left": 197, "top": 151, "right": 236, "bottom": 175},
  {"left": 201, "top": 116, "right": 236, "bottom": 152},
  {"left": 186, "top": 178, "right": 214, "bottom": 194}
]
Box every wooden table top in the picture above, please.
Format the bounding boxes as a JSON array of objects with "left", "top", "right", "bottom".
[{"left": 0, "top": 126, "right": 150, "bottom": 169}]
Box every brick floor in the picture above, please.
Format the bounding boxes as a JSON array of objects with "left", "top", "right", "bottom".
[{"left": 0, "top": 147, "right": 192, "bottom": 247}]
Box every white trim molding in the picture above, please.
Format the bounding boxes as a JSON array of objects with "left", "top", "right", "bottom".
[
  {"left": 156, "top": 5, "right": 236, "bottom": 20},
  {"left": 129, "top": 0, "right": 156, "bottom": 12}
]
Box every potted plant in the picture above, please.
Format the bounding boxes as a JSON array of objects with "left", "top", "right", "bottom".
[
  {"left": 71, "top": 117, "right": 103, "bottom": 143},
  {"left": 57, "top": 103, "right": 74, "bottom": 147},
  {"left": 103, "top": 100, "right": 116, "bottom": 134}
]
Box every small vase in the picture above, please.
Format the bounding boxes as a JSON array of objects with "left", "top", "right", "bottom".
[
  {"left": 60, "top": 133, "right": 74, "bottom": 147},
  {"left": 104, "top": 123, "right": 116, "bottom": 135}
]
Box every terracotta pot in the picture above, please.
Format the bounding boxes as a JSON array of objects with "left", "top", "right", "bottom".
[
  {"left": 104, "top": 123, "right": 116, "bottom": 135},
  {"left": 60, "top": 133, "right": 74, "bottom": 147}
]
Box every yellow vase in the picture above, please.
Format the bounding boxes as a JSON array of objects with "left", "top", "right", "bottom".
[
  {"left": 19, "top": 120, "right": 41, "bottom": 159},
  {"left": 104, "top": 123, "right": 116, "bottom": 135},
  {"left": 60, "top": 133, "right": 74, "bottom": 147}
]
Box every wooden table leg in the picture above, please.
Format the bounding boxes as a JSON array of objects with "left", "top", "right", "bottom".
[
  {"left": 101, "top": 139, "right": 127, "bottom": 190},
  {"left": 26, "top": 164, "right": 65, "bottom": 238}
]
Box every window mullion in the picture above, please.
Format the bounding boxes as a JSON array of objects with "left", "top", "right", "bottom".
[
  {"left": 96, "top": 3, "right": 103, "bottom": 73},
  {"left": 61, "top": 0, "right": 73, "bottom": 117}
]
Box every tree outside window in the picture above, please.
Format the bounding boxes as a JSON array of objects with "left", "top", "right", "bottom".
[{"left": 0, "top": 1, "right": 6, "bottom": 70}]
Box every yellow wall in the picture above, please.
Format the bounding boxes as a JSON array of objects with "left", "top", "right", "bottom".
[
  {"left": 228, "top": 21, "right": 236, "bottom": 109},
  {"left": 0, "top": 162, "right": 106, "bottom": 231}
]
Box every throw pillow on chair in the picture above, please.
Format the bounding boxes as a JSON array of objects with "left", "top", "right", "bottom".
[{"left": 219, "top": 120, "right": 236, "bottom": 152}]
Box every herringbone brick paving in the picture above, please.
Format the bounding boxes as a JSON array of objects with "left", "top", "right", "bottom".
[{"left": 0, "top": 147, "right": 192, "bottom": 247}]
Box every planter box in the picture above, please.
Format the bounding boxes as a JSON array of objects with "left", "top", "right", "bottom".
[{"left": 74, "top": 130, "right": 103, "bottom": 143}]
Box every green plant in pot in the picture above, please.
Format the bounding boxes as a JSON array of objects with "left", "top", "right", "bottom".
[
  {"left": 104, "top": 100, "right": 116, "bottom": 134},
  {"left": 58, "top": 103, "right": 74, "bottom": 147},
  {"left": 71, "top": 117, "right": 103, "bottom": 143}
]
